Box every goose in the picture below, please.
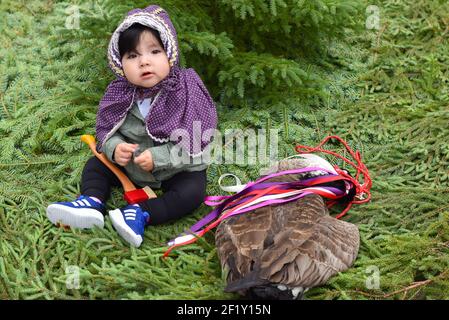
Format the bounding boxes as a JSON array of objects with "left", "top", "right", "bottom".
[{"left": 215, "top": 155, "right": 360, "bottom": 299}]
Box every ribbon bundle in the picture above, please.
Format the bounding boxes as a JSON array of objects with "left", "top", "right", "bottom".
[{"left": 163, "top": 135, "right": 372, "bottom": 257}]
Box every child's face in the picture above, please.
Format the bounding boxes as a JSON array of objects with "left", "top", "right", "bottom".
[{"left": 121, "top": 31, "right": 170, "bottom": 88}]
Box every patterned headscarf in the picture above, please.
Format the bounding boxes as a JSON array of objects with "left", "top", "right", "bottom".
[{"left": 96, "top": 5, "right": 217, "bottom": 156}]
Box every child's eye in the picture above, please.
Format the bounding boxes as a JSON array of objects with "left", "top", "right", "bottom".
[
  {"left": 127, "top": 53, "right": 137, "bottom": 59},
  {"left": 152, "top": 50, "right": 161, "bottom": 54}
]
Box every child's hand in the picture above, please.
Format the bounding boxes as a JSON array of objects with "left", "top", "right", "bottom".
[
  {"left": 114, "top": 143, "right": 138, "bottom": 166},
  {"left": 134, "top": 149, "right": 154, "bottom": 172}
]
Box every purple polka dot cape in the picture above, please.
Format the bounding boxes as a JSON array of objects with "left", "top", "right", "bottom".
[{"left": 96, "top": 4, "right": 217, "bottom": 156}]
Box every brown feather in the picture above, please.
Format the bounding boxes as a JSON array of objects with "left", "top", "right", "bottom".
[{"left": 215, "top": 159, "right": 360, "bottom": 296}]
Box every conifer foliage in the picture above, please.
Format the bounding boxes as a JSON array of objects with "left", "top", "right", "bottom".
[{"left": 0, "top": 0, "right": 448, "bottom": 299}]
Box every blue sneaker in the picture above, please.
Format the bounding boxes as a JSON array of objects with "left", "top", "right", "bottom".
[
  {"left": 109, "top": 204, "right": 149, "bottom": 247},
  {"left": 46, "top": 195, "right": 105, "bottom": 229}
]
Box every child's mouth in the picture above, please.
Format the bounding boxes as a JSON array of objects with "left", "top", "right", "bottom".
[{"left": 141, "top": 72, "right": 154, "bottom": 79}]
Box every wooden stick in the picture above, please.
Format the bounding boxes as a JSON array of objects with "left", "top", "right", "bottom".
[{"left": 80, "top": 135, "right": 136, "bottom": 192}]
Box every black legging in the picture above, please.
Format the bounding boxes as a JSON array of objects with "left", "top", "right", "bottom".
[{"left": 80, "top": 157, "right": 207, "bottom": 225}]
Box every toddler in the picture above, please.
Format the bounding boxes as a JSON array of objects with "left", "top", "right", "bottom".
[{"left": 46, "top": 5, "right": 217, "bottom": 247}]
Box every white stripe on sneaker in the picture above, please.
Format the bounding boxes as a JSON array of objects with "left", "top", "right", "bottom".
[
  {"left": 125, "top": 213, "right": 136, "bottom": 217},
  {"left": 89, "top": 197, "right": 102, "bottom": 204},
  {"left": 72, "top": 202, "right": 79, "bottom": 207},
  {"left": 124, "top": 209, "right": 136, "bottom": 214},
  {"left": 81, "top": 199, "right": 90, "bottom": 206}
]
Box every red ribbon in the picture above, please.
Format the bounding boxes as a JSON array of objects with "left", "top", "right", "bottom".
[{"left": 295, "top": 135, "right": 372, "bottom": 219}]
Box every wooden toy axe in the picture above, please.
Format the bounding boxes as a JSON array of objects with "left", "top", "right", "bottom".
[{"left": 80, "top": 135, "right": 157, "bottom": 204}]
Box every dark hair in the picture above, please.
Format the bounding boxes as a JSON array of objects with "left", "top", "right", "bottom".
[{"left": 118, "top": 23, "right": 164, "bottom": 58}]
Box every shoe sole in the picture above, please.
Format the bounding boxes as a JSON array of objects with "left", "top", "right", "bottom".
[
  {"left": 46, "top": 204, "right": 104, "bottom": 229},
  {"left": 109, "top": 209, "right": 143, "bottom": 247}
]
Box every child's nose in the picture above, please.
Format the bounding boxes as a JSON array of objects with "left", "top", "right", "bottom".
[{"left": 140, "top": 54, "right": 152, "bottom": 67}]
